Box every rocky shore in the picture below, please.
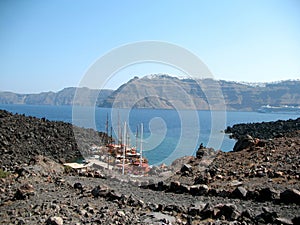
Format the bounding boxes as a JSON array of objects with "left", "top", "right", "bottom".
[
  {"left": 0, "top": 110, "right": 299, "bottom": 224},
  {"left": 225, "top": 117, "right": 300, "bottom": 140}
]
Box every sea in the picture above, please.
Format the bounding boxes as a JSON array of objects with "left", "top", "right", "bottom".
[{"left": 1, "top": 104, "right": 299, "bottom": 166}]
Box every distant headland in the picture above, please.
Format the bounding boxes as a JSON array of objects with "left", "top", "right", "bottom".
[{"left": 1, "top": 75, "right": 300, "bottom": 111}]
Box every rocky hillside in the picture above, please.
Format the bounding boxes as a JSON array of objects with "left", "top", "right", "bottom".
[
  {"left": 1, "top": 113, "right": 299, "bottom": 224},
  {"left": 0, "top": 87, "right": 113, "bottom": 106},
  {"left": 0, "top": 110, "right": 109, "bottom": 169},
  {"left": 99, "top": 75, "right": 300, "bottom": 110}
]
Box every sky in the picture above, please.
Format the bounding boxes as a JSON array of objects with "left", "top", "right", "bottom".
[{"left": 0, "top": 0, "right": 300, "bottom": 93}]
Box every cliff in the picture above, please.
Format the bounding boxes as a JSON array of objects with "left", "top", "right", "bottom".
[
  {"left": 0, "top": 87, "right": 113, "bottom": 106},
  {"left": 99, "top": 75, "right": 300, "bottom": 111},
  {"left": 1, "top": 75, "right": 300, "bottom": 110}
]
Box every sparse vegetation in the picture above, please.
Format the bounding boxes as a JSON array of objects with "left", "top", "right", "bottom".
[
  {"left": 0, "top": 169, "right": 10, "bottom": 178},
  {"left": 64, "top": 165, "right": 73, "bottom": 174}
]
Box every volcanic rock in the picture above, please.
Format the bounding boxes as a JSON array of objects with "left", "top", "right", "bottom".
[
  {"left": 231, "top": 186, "right": 247, "bottom": 199},
  {"left": 14, "top": 183, "right": 35, "bottom": 200},
  {"left": 45, "top": 216, "right": 63, "bottom": 225},
  {"left": 280, "top": 189, "right": 300, "bottom": 205},
  {"left": 233, "top": 134, "right": 255, "bottom": 152}
]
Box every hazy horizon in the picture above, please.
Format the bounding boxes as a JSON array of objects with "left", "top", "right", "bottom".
[{"left": 1, "top": 74, "right": 299, "bottom": 94}]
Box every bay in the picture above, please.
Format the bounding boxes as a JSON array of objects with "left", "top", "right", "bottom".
[{"left": 1, "top": 104, "right": 299, "bottom": 165}]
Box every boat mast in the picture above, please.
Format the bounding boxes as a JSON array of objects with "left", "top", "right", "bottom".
[
  {"left": 105, "top": 113, "right": 109, "bottom": 144},
  {"left": 106, "top": 113, "right": 110, "bottom": 169},
  {"left": 110, "top": 126, "right": 113, "bottom": 144},
  {"left": 127, "top": 123, "right": 130, "bottom": 148},
  {"left": 118, "top": 111, "right": 120, "bottom": 145},
  {"left": 122, "top": 122, "right": 126, "bottom": 175},
  {"left": 135, "top": 125, "right": 139, "bottom": 150},
  {"left": 140, "top": 123, "right": 143, "bottom": 167}
]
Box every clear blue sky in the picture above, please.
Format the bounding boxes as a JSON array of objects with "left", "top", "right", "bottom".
[{"left": 0, "top": 0, "right": 299, "bottom": 93}]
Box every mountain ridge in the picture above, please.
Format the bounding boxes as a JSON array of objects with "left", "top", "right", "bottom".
[
  {"left": 1, "top": 75, "right": 300, "bottom": 111},
  {"left": 99, "top": 75, "right": 300, "bottom": 111},
  {"left": 0, "top": 87, "right": 113, "bottom": 106}
]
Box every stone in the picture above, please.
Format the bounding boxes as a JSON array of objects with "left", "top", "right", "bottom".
[
  {"left": 147, "top": 203, "right": 160, "bottom": 212},
  {"left": 188, "top": 203, "right": 206, "bottom": 216},
  {"left": 231, "top": 186, "right": 247, "bottom": 199},
  {"left": 127, "top": 195, "right": 138, "bottom": 206},
  {"left": 280, "top": 189, "right": 300, "bottom": 205},
  {"left": 274, "top": 171, "right": 284, "bottom": 177},
  {"left": 257, "top": 187, "right": 279, "bottom": 201},
  {"left": 178, "top": 183, "right": 190, "bottom": 193},
  {"left": 216, "top": 204, "right": 240, "bottom": 221},
  {"left": 216, "top": 174, "right": 223, "bottom": 179},
  {"left": 73, "top": 182, "right": 83, "bottom": 190},
  {"left": 240, "top": 209, "right": 255, "bottom": 221},
  {"left": 107, "top": 190, "right": 122, "bottom": 201},
  {"left": 200, "top": 203, "right": 216, "bottom": 219},
  {"left": 255, "top": 207, "right": 277, "bottom": 224},
  {"left": 194, "top": 174, "right": 209, "bottom": 184},
  {"left": 233, "top": 135, "right": 255, "bottom": 152},
  {"left": 169, "top": 181, "right": 180, "bottom": 192},
  {"left": 180, "top": 164, "right": 192, "bottom": 173},
  {"left": 91, "top": 186, "right": 101, "bottom": 198},
  {"left": 196, "top": 145, "right": 215, "bottom": 159},
  {"left": 117, "top": 210, "right": 125, "bottom": 217},
  {"left": 274, "top": 217, "right": 293, "bottom": 225},
  {"left": 189, "top": 184, "right": 209, "bottom": 196},
  {"left": 142, "top": 212, "right": 176, "bottom": 224},
  {"left": 292, "top": 216, "right": 300, "bottom": 225},
  {"left": 93, "top": 185, "right": 110, "bottom": 198},
  {"left": 217, "top": 189, "right": 231, "bottom": 198},
  {"left": 46, "top": 216, "right": 63, "bottom": 225},
  {"left": 14, "top": 183, "right": 35, "bottom": 200},
  {"left": 157, "top": 181, "right": 168, "bottom": 191},
  {"left": 230, "top": 180, "right": 243, "bottom": 187}
]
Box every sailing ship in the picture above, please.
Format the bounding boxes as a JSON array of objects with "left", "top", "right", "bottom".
[{"left": 105, "top": 119, "right": 150, "bottom": 175}]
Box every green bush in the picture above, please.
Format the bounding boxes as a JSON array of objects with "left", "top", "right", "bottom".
[
  {"left": 0, "top": 169, "right": 10, "bottom": 178},
  {"left": 64, "top": 165, "right": 73, "bottom": 174}
]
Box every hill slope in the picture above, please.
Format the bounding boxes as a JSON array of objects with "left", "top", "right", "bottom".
[
  {"left": 99, "top": 75, "right": 300, "bottom": 111},
  {"left": 0, "top": 87, "right": 113, "bottom": 106},
  {"left": 0, "top": 109, "right": 109, "bottom": 168},
  {"left": 1, "top": 76, "right": 300, "bottom": 110}
]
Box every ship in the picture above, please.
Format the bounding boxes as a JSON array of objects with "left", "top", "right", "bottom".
[
  {"left": 105, "top": 121, "right": 150, "bottom": 175},
  {"left": 257, "top": 105, "right": 300, "bottom": 114}
]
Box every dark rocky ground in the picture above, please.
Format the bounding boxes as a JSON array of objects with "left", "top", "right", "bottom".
[
  {"left": 0, "top": 110, "right": 299, "bottom": 224},
  {"left": 225, "top": 117, "right": 300, "bottom": 140},
  {"left": 0, "top": 109, "right": 110, "bottom": 170}
]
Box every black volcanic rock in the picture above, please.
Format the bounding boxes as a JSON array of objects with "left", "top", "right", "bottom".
[
  {"left": 233, "top": 134, "right": 255, "bottom": 152},
  {"left": 0, "top": 110, "right": 300, "bottom": 225},
  {"left": 280, "top": 189, "right": 300, "bottom": 205},
  {"left": 226, "top": 117, "right": 300, "bottom": 140},
  {"left": 0, "top": 110, "right": 109, "bottom": 169}
]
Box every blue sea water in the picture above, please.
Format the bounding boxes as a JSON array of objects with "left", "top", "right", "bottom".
[{"left": 1, "top": 104, "right": 299, "bottom": 165}]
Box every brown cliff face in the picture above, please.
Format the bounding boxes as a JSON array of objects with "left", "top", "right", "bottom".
[
  {"left": 0, "top": 87, "right": 113, "bottom": 106},
  {"left": 99, "top": 75, "right": 300, "bottom": 110},
  {"left": 1, "top": 75, "right": 300, "bottom": 110}
]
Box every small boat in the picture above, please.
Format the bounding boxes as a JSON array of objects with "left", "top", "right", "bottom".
[{"left": 104, "top": 121, "right": 150, "bottom": 175}]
